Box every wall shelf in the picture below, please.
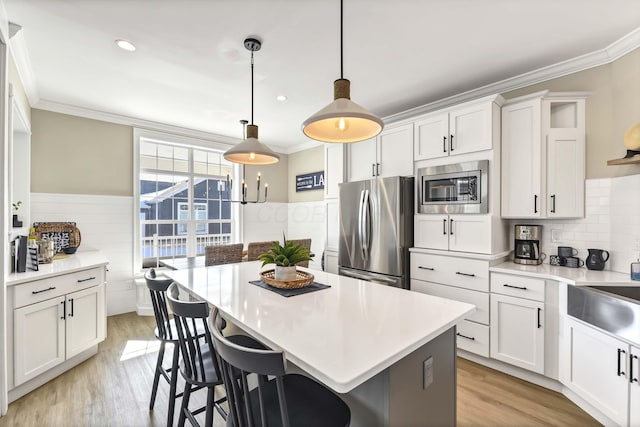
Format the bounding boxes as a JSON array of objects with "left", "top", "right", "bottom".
[{"left": 607, "top": 155, "right": 640, "bottom": 166}]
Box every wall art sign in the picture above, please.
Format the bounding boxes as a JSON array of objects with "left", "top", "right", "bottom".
[{"left": 296, "top": 171, "right": 324, "bottom": 192}]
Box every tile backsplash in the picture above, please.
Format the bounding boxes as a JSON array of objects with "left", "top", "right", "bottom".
[{"left": 508, "top": 174, "right": 640, "bottom": 274}]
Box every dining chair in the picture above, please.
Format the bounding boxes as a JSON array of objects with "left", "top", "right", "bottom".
[
  {"left": 246, "top": 241, "right": 273, "bottom": 262},
  {"left": 210, "top": 308, "right": 351, "bottom": 427},
  {"left": 166, "top": 283, "right": 267, "bottom": 427},
  {"left": 205, "top": 243, "right": 243, "bottom": 266},
  {"left": 288, "top": 238, "right": 312, "bottom": 267},
  {"left": 144, "top": 268, "right": 183, "bottom": 426}
]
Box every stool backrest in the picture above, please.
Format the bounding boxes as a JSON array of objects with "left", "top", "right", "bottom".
[
  {"left": 210, "top": 309, "right": 289, "bottom": 427},
  {"left": 205, "top": 243, "right": 244, "bottom": 266},
  {"left": 288, "top": 238, "right": 312, "bottom": 267},
  {"left": 166, "top": 283, "right": 222, "bottom": 384},
  {"left": 144, "top": 268, "right": 175, "bottom": 341},
  {"left": 246, "top": 241, "right": 273, "bottom": 262}
]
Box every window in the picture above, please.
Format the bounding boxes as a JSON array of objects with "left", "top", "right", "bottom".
[{"left": 135, "top": 130, "right": 239, "bottom": 269}]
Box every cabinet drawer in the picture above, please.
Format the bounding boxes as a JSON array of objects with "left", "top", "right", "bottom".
[
  {"left": 411, "top": 252, "right": 489, "bottom": 292},
  {"left": 456, "top": 320, "right": 489, "bottom": 357},
  {"left": 13, "top": 267, "right": 104, "bottom": 308},
  {"left": 411, "top": 279, "right": 489, "bottom": 325},
  {"left": 491, "top": 272, "right": 545, "bottom": 302}
]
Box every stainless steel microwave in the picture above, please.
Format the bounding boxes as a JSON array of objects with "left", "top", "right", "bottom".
[{"left": 418, "top": 160, "right": 488, "bottom": 214}]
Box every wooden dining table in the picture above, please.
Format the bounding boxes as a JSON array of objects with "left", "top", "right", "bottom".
[{"left": 164, "top": 260, "right": 474, "bottom": 426}]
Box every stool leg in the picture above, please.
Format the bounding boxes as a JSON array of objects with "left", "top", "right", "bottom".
[
  {"left": 167, "top": 343, "right": 180, "bottom": 426},
  {"left": 205, "top": 387, "right": 215, "bottom": 427},
  {"left": 178, "top": 382, "right": 191, "bottom": 427},
  {"left": 150, "top": 340, "right": 166, "bottom": 410}
]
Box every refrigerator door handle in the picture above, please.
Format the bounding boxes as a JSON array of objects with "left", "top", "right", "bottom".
[
  {"left": 362, "top": 189, "right": 371, "bottom": 260},
  {"left": 358, "top": 189, "right": 366, "bottom": 261}
]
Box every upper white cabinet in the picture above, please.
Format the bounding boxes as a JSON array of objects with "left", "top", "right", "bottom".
[
  {"left": 415, "top": 214, "right": 495, "bottom": 254},
  {"left": 348, "top": 122, "right": 414, "bottom": 181},
  {"left": 324, "top": 144, "right": 344, "bottom": 199},
  {"left": 414, "top": 95, "right": 503, "bottom": 161},
  {"left": 501, "top": 91, "right": 587, "bottom": 218}
]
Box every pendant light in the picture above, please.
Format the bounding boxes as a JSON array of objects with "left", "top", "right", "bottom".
[
  {"left": 301, "top": 0, "right": 383, "bottom": 143},
  {"left": 224, "top": 38, "right": 280, "bottom": 165}
]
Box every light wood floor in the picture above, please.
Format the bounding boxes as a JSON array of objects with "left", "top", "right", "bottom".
[{"left": 0, "top": 312, "right": 600, "bottom": 426}]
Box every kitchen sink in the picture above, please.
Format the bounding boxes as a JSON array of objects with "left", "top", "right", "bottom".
[{"left": 567, "top": 285, "right": 640, "bottom": 346}]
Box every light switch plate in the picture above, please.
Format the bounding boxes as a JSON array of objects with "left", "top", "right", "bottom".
[
  {"left": 551, "top": 229, "right": 562, "bottom": 243},
  {"left": 423, "top": 356, "right": 433, "bottom": 389}
]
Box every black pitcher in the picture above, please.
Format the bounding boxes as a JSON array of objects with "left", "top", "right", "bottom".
[{"left": 586, "top": 249, "right": 609, "bottom": 270}]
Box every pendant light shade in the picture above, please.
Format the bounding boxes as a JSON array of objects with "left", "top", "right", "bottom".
[
  {"left": 301, "top": 0, "right": 383, "bottom": 143},
  {"left": 224, "top": 38, "right": 280, "bottom": 165}
]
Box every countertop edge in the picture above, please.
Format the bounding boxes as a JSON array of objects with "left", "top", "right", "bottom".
[
  {"left": 6, "top": 250, "right": 109, "bottom": 286},
  {"left": 410, "top": 247, "right": 511, "bottom": 262},
  {"left": 490, "top": 261, "right": 637, "bottom": 286}
]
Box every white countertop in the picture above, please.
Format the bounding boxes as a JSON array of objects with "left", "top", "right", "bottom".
[
  {"left": 491, "top": 261, "right": 637, "bottom": 286},
  {"left": 410, "top": 247, "right": 512, "bottom": 262},
  {"left": 7, "top": 250, "right": 109, "bottom": 286},
  {"left": 164, "top": 261, "right": 475, "bottom": 394}
]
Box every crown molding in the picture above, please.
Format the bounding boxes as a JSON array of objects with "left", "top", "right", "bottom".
[
  {"left": 385, "top": 27, "right": 640, "bottom": 125},
  {"left": 35, "top": 99, "right": 290, "bottom": 154},
  {"left": 7, "top": 28, "right": 39, "bottom": 106}
]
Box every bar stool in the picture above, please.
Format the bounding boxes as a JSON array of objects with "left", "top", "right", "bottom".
[
  {"left": 210, "top": 308, "right": 351, "bottom": 427},
  {"left": 166, "top": 283, "right": 267, "bottom": 427},
  {"left": 144, "top": 268, "right": 182, "bottom": 426}
]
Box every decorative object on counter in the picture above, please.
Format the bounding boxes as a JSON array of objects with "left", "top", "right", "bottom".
[
  {"left": 221, "top": 120, "right": 270, "bottom": 204},
  {"left": 33, "top": 222, "right": 81, "bottom": 253},
  {"left": 249, "top": 278, "right": 329, "bottom": 297},
  {"left": 257, "top": 234, "right": 314, "bottom": 282},
  {"left": 223, "top": 38, "right": 279, "bottom": 165},
  {"left": 62, "top": 247, "right": 78, "bottom": 254},
  {"left": 564, "top": 256, "right": 584, "bottom": 268},
  {"left": 259, "top": 269, "right": 315, "bottom": 289},
  {"left": 37, "top": 237, "right": 55, "bottom": 264},
  {"left": 631, "top": 259, "right": 640, "bottom": 281},
  {"left": 585, "top": 248, "right": 609, "bottom": 271},
  {"left": 27, "top": 247, "right": 38, "bottom": 271},
  {"left": 12, "top": 200, "right": 23, "bottom": 227},
  {"left": 549, "top": 255, "right": 566, "bottom": 266},
  {"left": 514, "top": 225, "right": 543, "bottom": 265},
  {"left": 557, "top": 246, "right": 578, "bottom": 257},
  {"left": 301, "top": 0, "right": 383, "bottom": 143}
]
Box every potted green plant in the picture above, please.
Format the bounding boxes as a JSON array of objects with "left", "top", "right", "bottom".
[
  {"left": 12, "top": 201, "right": 23, "bottom": 228},
  {"left": 258, "top": 235, "right": 313, "bottom": 281}
]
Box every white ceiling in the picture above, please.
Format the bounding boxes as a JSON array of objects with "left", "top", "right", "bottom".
[{"left": 4, "top": 0, "right": 640, "bottom": 153}]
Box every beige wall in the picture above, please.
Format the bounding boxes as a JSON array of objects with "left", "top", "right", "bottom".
[
  {"left": 287, "top": 146, "right": 325, "bottom": 203},
  {"left": 31, "top": 109, "right": 133, "bottom": 196},
  {"left": 245, "top": 155, "right": 289, "bottom": 203},
  {"left": 8, "top": 53, "right": 31, "bottom": 124},
  {"left": 503, "top": 48, "right": 640, "bottom": 179}
]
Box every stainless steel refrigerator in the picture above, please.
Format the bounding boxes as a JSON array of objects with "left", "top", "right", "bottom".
[{"left": 338, "top": 176, "right": 414, "bottom": 289}]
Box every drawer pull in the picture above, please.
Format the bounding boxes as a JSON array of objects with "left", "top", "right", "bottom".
[
  {"left": 503, "top": 284, "right": 527, "bottom": 290},
  {"left": 418, "top": 266, "right": 434, "bottom": 271},
  {"left": 32, "top": 286, "right": 56, "bottom": 295},
  {"left": 77, "top": 276, "right": 96, "bottom": 283},
  {"left": 455, "top": 272, "right": 475, "bottom": 277},
  {"left": 456, "top": 332, "right": 475, "bottom": 341}
]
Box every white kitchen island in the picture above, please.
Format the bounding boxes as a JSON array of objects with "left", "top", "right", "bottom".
[{"left": 165, "top": 261, "right": 474, "bottom": 427}]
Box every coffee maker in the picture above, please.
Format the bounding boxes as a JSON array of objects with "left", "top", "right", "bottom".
[{"left": 514, "top": 225, "right": 542, "bottom": 265}]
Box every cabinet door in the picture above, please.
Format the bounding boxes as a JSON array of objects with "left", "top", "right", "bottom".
[
  {"left": 410, "top": 279, "right": 489, "bottom": 325},
  {"left": 546, "top": 129, "right": 585, "bottom": 218},
  {"left": 414, "top": 112, "right": 449, "bottom": 160},
  {"left": 631, "top": 346, "right": 640, "bottom": 427},
  {"left": 347, "top": 137, "right": 377, "bottom": 182},
  {"left": 324, "top": 250, "right": 339, "bottom": 274},
  {"left": 324, "top": 144, "right": 343, "bottom": 199},
  {"left": 377, "top": 123, "right": 413, "bottom": 177},
  {"left": 561, "top": 318, "right": 629, "bottom": 426},
  {"left": 325, "top": 199, "right": 339, "bottom": 252},
  {"left": 490, "top": 294, "right": 544, "bottom": 374},
  {"left": 14, "top": 296, "right": 66, "bottom": 386},
  {"left": 447, "top": 215, "right": 492, "bottom": 254},
  {"left": 448, "top": 102, "right": 493, "bottom": 155},
  {"left": 66, "top": 284, "right": 106, "bottom": 359},
  {"left": 501, "top": 99, "right": 542, "bottom": 218},
  {"left": 414, "top": 214, "right": 449, "bottom": 250}
]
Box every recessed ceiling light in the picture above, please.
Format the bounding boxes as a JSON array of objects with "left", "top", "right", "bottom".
[
  {"left": 115, "top": 39, "right": 136, "bottom": 52},
  {"left": 276, "top": 95, "right": 287, "bottom": 102}
]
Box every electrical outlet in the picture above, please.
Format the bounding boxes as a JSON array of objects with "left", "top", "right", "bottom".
[
  {"left": 634, "top": 236, "right": 640, "bottom": 251},
  {"left": 423, "top": 356, "right": 433, "bottom": 389},
  {"left": 551, "top": 229, "right": 562, "bottom": 243}
]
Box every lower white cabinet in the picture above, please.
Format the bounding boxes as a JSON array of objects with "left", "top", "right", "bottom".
[
  {"left": 414, "top": 214, "right": 497, "bottom": 254},
  {"left": 630, "top": 346, "right": 640, "bottom": 427},
  {"left": 561, "top": 317, "right": 629, "bottom": 427},
  {"left": 14, "top": 284, "right": 105, "bottom": 386},
  {"left": 324, "top": 250, "right": 339, "bottom": 274},
  {"left": 490, "top": 293, "right": 544, "bottom": 374}
]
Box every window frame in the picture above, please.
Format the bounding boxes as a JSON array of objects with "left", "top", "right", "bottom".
[{"left": 133, "top": 128, "right": 243, "bottom": 273}]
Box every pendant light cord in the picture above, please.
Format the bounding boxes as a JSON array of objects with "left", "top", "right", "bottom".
[
  {"left": 340, "top": 0, "right": 343, "bottom": 79},
  {"left": 251, "top": 51, "right": 254, "bottom": 125}
]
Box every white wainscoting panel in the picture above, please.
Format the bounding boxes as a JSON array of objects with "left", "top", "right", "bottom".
[
  {"left": 31, "top": 193, "right": 134, "bottom": 315},
  {"left": 243, "top": 203, "right": 289, "bottom": 245},
  {"left": 288, "top": 201, "right": 326, "bottom": 271}
]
